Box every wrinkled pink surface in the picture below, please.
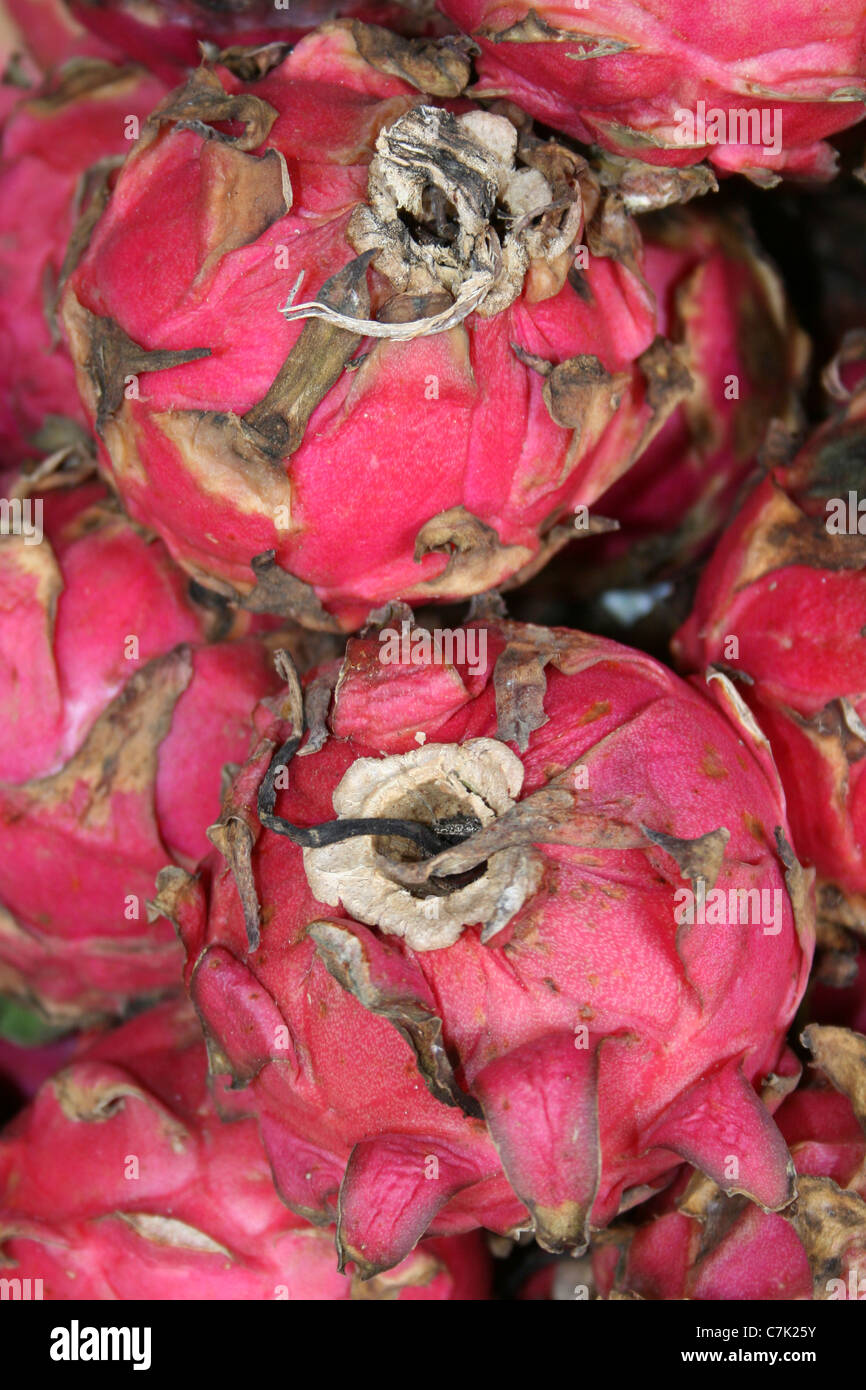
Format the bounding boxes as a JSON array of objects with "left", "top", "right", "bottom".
[
  {"left": 177, "top": 622, "right": 812, "bottom": 1269},
  {"left": 0, "top": 998, "right": 491, "bottom": 1297},
  {"left": 437, "top": 0, "right": 866, "bottom": 179}
]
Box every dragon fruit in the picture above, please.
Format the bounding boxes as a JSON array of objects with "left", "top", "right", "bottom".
[
  {"left": 67, "top": 1, "right": 446, "bottom": 82},
  {"left": 436, "top": 0, "right": 866, "bottom": 183},
  {"left": 0, "top": 997, "right": 491, "bottom": 1298},
  {"left": 565, "top": 205, "right": 806, "bottom": 590},
  {"left": 60, "top": 21, "right": 704, "bottom": 632},
  {"left": 0, "top": 479, "right": 286, "bottom": 1031},
  {"left": 593, "top": 1026, "right": 866, "bottom": 1300},
  {"left": 161, "top": 609, "right": 813, "bottom": 1275},
  {"left": 674, "top": 374, "right": 866, "bottom": 949},
  {"left": 0, "top": 59, "right": 166, "bottom": 464}
]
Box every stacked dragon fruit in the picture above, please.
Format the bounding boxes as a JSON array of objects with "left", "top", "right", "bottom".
[{"left": 0, "top": 0, "right": 864, "bottom": 1312}]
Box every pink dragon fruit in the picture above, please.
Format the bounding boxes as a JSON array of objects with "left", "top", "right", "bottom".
[
  {"left": 0, "top": 997, "right": 491, "bottom": 1298},
  {"left": 161, "top": 609, "right": 813, "bottom": 1275},
  {"left": 436, "top": 0, "right": 866, "bottom": 183},
  {"left": 0, "top": 59, "right": 166, "bottom": 465},
  {"left": 0, "top": 479, "right": 286, "bottom": 1031},
  {"left": 593, "top": 1026, "right": 866, "bottom": 1300},
  {"left": 60, "top": 21, "right": 702, "bottom": 632},
  {"left": 67, "top": 0, "right": 447, "bottom": 82},
  {"left": 571, "top": 205, "right": 807, "bottom": 587},
  {"left": 674, "top": 374, "right": 866, "bottom": 949}
]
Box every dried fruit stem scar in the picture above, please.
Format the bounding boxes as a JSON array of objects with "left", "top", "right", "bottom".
[{"left": 259, "top": 734, "right": 542, "bottom": 949}]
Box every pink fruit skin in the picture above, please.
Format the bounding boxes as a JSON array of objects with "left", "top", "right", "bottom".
[
  {"left": 594, "top": 1084, "right": 866, "bottom": 1301},
  {"left": 2, "top": 0, "right": 121, "bottom": 71},
  {"left": 66, "top": 1, "right": 447, "bottom": 82},
  {"left": 436, "top": 0, "right": 866, "bottom": 180},
  {"left": 674, "top": 386, "right": 866, "bottom": 917},
  {"left": 62, "top": 24, "right": 674, "bottom": 629},
  {"left": 171, "top": 619, "right": 813, "bottom": 1274},
  {"left": 593, "top": 211, "right": 803, "bottom": 565},
  {"left": 0, "top": 63, "right": 166, "bottom": 464},
  {"left": 0, "top": 998, "right": 491, "bottom": 1298},
  {"left": 0, "top": 482, "right": 280, "bottom": 1027}
]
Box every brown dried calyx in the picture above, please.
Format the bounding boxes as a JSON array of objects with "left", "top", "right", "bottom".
[
  {"left": 283, "top": 105, "right": 583, "bottom": 336},
  {"left": 302, "top": 740, "right": 543, "bottom": 950}
]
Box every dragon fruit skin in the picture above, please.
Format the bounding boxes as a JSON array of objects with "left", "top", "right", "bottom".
[
  {"left": 0, "top": 998, "right": 491, "bottom": 1299},
  {"left": 586, "top": 207, "right": 806, "bottom": 576},
  {"left": 166, "top": 614, "right": 814, "bottom": 1276},
  {"left": 674, "top": 383, "right": 866, "bottom": 937},
  {"left": 59, "top": 22, "right": 697, "bottom": 632},
  {"left": 67, "top": 1, "right": 446, "bottom": 82},
  {"left": 0, "top": 481, "right": 283, "bottom": 1030},
  {"left": 0, "top": 61, "right": 166, "bottom": 465},
  {"left": 436, "top": 0, "right": 866, "bottom": 182},
  {"left": 1, "top": 0, "right": 120, "bottom": 73},
  {"left": 594, "top": 1028, "right": 866, "bottom": 1300}
]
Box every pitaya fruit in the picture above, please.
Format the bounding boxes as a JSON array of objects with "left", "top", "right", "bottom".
[
  {"left": 0, "top": 997, "right": 492, "bottom": 1298},
  {"left": 0, "top": 479, "right": 286, "bottom": 1031},
  {"left": 67, "top": 0, "right": 447, "bottom": 82},
  {"left": 593, "top": 1026, "right": 866, "bottom": 1300},
  {"left": 162, "top": 608, "right": 814, "bottom": 1275},
  {"left": 674, "top": 373, "right": 866, "bottom": 948},
  {"left": 436, "top": 0, "right": 866, "bottom": 183},
  {"left": 60, "top": 21, "right": 703, "bottom": 632},
  {"left": 0, "top": 59, "right": 166, "bottom": 464},
  {"left": 561, "top": 204, "right": 807, "bottom": 591}
]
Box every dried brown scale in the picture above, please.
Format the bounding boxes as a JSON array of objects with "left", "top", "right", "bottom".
[
  {"left": 786, "top": 1177, "right": 866, "bottom": 1298},
  {"left": 802, "top": 1026, "right": 866, "bottom": 1134},
  {"left": 477, "top": 8, "right": 632, "bottom": 58},
  {"left": 244, "top": 255, "right": 373, "bottom": 457},
  {"left": 82, "top": 314, "right": 211, "bottom": 427},
  {"left": 346, "top": 20, "right": 475, "bottom": 96},
  {"left": 145, "top": 66, "right": 279, "bottom": 151},
  {"left": 411, "top": 506, "right": 534, "bottom": 599}
]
